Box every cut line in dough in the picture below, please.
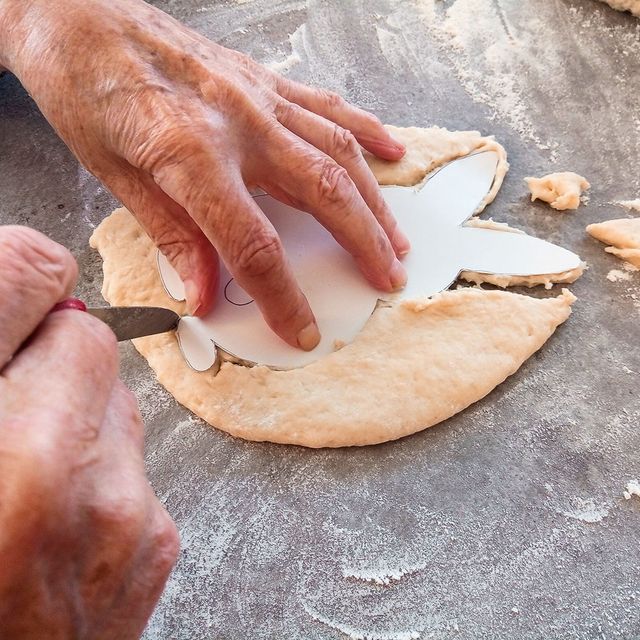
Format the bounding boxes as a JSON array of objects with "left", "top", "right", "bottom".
[{"left": 90, "top": 126, "right": 580, "bottom": 447}]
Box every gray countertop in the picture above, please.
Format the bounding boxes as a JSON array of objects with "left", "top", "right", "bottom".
[{"left": 1, "top": 1, "right": 639, "bottom": 638}]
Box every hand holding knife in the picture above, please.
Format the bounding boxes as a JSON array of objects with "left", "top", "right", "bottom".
[{"left": 53, "top": 299, "right": 180, "bottom": 341}]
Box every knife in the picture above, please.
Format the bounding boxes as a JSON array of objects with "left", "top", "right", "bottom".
[{"left": 53, "top": 298, "right": 180, "bottom": 341}]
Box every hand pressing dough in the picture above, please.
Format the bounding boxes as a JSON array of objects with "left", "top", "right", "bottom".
[
  {"left": 600, "top": 0, "right": 640, "bottom": 17},
  {"left": 525, "top": 172, "right": 590, "bottom": 211},
  {"left": 587, "top": 218, "right": 640, "bottom": 268},
  {"left": 91, "top": 126, "right": 579, "bottom": 448}
]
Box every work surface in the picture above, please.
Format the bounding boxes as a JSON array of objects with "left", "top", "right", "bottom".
[{"left": 1, "top": 1, "right": 639, "bottom": 637}]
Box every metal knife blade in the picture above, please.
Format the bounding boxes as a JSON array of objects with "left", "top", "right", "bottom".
[{"left": 86, "top": 306, "right": 180, "bottom": 341}]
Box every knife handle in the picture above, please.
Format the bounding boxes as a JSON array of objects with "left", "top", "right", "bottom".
[{"left": 52, "top": 298, "right": 87, "bottom": 313}]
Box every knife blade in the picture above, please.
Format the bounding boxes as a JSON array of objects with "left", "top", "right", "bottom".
[{"left": 86, "top": 306, "right": 180, "bottom": 341}]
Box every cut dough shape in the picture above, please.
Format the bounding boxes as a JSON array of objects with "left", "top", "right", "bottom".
[
  {"left": 90, "top": 126, "right": 580, "bottom": 448},
  {"left": 525, "top": 172, "right": 590, "bottom": 211},
  {"left": 600, "top": 0, "right": 640, "bottom": 17},
  {"left": 587, "top": 218, "right": 640, "bottom": 268}
]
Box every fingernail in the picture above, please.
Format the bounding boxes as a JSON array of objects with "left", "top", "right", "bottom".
[
  {"left": 390, "top": 259, "right": 407, "bottom": 291},
  {"left": 297, "top": 321, "right": 321, "bottom": 351},
  {"left": 393, "top": 228, "right": 411, "bottom": 256},
  {"left": 385, "top": 138, "right": 406, "bottom": 154},
  {"left": 184, "top": 279, "right": 201, "bottom": 316}
]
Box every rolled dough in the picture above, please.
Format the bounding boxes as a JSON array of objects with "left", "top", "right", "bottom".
[
  {"left": 90, "top": 126, "right": 580, "bottom": 447},
  {"left": 525, "top": 172, "right": 590, "bottom": 211},
  {"left": 587, "top": 218, "right": 640, "bottom": 268}
]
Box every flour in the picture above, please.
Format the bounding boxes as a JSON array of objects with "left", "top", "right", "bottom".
[
  {"left": 264, "top": 24, "right": 304, "bottom": 74},
  {"left": 560, "top": 497, "right": 610, "bottom": 523},
  {"left": 302, "top": 602, "right": 421, "bottom": 640},
  {"left": 343, "top": 562, "right": 427, "bottom": 586},
  {"left": 607, "top": 269, "right": 633, "bottom": 282}
]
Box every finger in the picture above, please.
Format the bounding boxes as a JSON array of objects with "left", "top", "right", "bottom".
[
  {"left": 96, "top": 165, "right": 220, "bottom": 317},
  {"left": 275, "top": 78, "right": 405, "bottom": 161},
  {"left": 2, "top": 309, "right": 119, "bottom": 449},
  {"left": 153, "top": 162, "right": 320, "bottom": 350},
  {"left": 108, "top": 498, "right": 179, "bottom": 640},
  {"left": 74, "top": 382, "right": 155, "bottom": 632},
  {"left": 0, "top": 226, "right": 78, "bottom": 369},
  {"left": 251, "top": 124, "right": 407, "bottom": 292},
  {"left": 275, "top": 101, "right": 411, "bottom": 257}
]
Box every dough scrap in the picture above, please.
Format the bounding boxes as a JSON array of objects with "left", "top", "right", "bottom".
[
  {"left": 600, "top": 0, "right": 640, "bottom": 17},
  {"left": 587, "top": 218, "right": 640, "bottom": 268},
  {"left": 525, "top": 172, "right": 590, "bottom": 211},
  {"left": 624, "top": 480, "right": 640, "bottom": 500},
  {"left": 364, "top": 125, "right": 509, "bottom": 211},
  {"left": 91, "top": 126, "right": 581, "bottom": 448}
]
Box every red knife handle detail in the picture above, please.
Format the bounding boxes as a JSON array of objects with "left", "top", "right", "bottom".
[{"left": 52, "top": 298, "right": 87, "bottom": 313}]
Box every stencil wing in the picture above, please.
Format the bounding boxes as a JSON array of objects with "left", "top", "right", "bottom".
[{"left": 457, "top": 226, "right": 582, "bottom": 276}]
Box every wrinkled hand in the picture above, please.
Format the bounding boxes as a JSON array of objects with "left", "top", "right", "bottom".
[
  {"left": 0, "top": 226, "right": 179, "bottom": 639},
  {"left": 0, "top": 0, "right": 409, "bottom": 350}
]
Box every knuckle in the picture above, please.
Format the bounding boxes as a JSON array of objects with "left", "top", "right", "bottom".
[
  {"left": 90, "top": 493, "right": 146, "bottom": 538},
  {"left": 320, "top": 89, "right": 345, "bottom": 110},
  {"left": 233, "top": 230, "right": 283, "bottom": 279},
  {"left": 0, "top": 226, "right": 77, "bottom": 297},
  {"left": 331, "top": 126, "right": 360, "bottom": 159},
  {"left": 274, "top": 99, "right": 301, "bottom": 128},
  {"left": 317, "top": 160, "right": 351, "bottom": 204},
  {"left": 364, "top": 111, "right": 383, "bottom": 129},
  {"left": 150, "top": 509, "right": 180, "bottom": 571}
]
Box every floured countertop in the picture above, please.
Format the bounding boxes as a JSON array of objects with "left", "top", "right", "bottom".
[{"left": 1, "top": 1, "right": 639, "bottom": 638}]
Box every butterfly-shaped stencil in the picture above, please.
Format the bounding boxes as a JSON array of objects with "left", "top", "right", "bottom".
[{"left": 158, "top": 151, "right": 581, "bottom": 371}]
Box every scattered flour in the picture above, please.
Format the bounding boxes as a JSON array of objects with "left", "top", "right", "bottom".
[
  {"left": 302, "top": 602, "right": 421, "bottom": 640},
  {"left": 343, "top": 562, "right": 427, "bottom": 586},
  {"left": 264, "top": 24, "right": 304, "bottom": 74},
  {"left": 560, "top": 497, "right": 610, "bottom": 523},
  {"left": 607, "top": 269, "right": 633, "bottom": 282}
]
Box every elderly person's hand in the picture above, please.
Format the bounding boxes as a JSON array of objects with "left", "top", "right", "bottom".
[
  {"left": 0, "top": 0, "right": 409, "bottom": 351},
  {"left": 0, "top": 226, "right": 179, "bottom": 639}
]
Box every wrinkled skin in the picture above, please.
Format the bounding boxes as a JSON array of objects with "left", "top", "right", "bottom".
[
  {"left": 0, "top": 0, "right": 410, "bottom": 351},
  {"left": 0, "top": 226, "right": 179, "bottom": 639}
]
